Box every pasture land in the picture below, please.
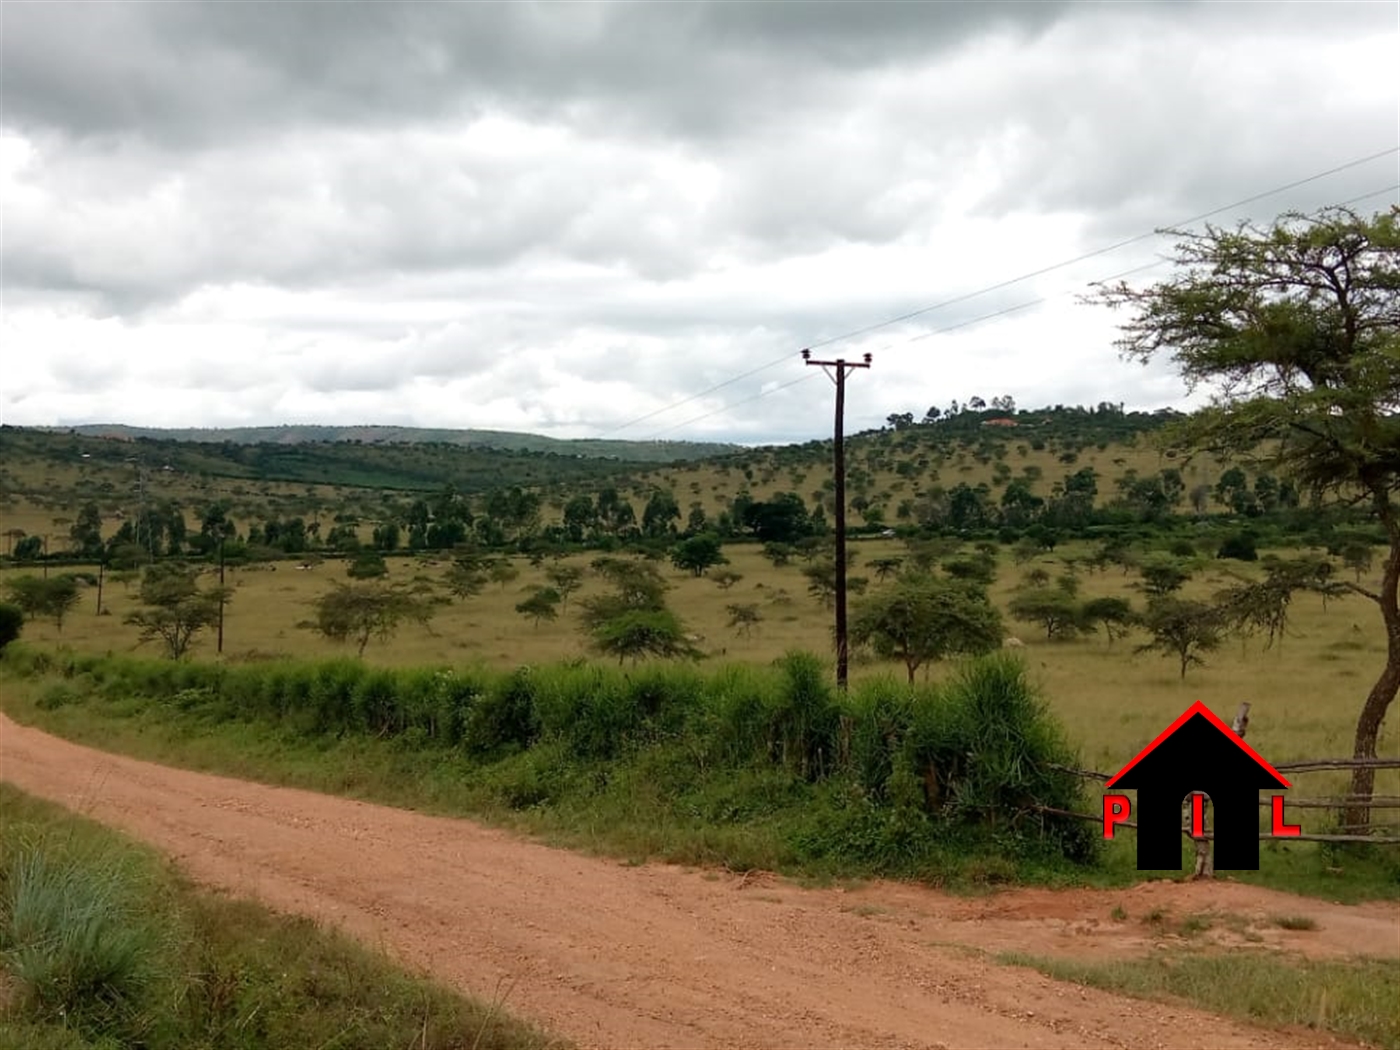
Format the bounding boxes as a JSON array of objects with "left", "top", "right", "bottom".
[{"left": 5, "top": 539, "right": 1393, "bottom": 778}]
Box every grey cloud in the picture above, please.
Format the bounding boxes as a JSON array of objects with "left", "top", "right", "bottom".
[{"left": 1, "top": 1, "right": 1088, "bottom": 147}]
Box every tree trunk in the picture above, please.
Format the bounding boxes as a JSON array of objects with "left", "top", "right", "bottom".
[{"left": 1346, "top": 534, "right": 1400, "bottom": 831}]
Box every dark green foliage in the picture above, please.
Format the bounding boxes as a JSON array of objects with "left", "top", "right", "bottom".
[
  {"left": 669, "top": 534, "right": 727, "bottom": 576},
  {"left": 4, "top": 649, "right": 1097, "bottom": 881},
  {"left": 0, "top": 602, "right": 23, "bottom": 652},
  {"left": 1217, "top": 532, "right": 1259, "bottom": 561},
  {"left": 345, "top": 550, "right": 388, "bottom": 579}
]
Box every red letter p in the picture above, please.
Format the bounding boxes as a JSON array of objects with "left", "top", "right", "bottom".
[{"left": 1103, "top": 794, "right": 1131, "bottom": 839}]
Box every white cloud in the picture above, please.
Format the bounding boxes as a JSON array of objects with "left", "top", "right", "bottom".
[{"left": 1, "top": 0, "right": 1396, "bottom": 445}]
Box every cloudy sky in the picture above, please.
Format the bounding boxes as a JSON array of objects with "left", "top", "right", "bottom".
[{"left": 2, "top": 1, "right": 1397, "bottom": 446}]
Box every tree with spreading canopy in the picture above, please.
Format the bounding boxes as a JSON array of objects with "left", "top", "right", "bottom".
[
  {"left": 309, "top": 581, "right": 434, "bottom": 657},
  {"left": 851, "top": 575, "right": 1004, "bottom": 683},
  {"left": 125, "top": 563, "right": 229, "bottom": 659},
  {"left": 1094, "top": 205, "right": 1399, "bottom": 827},
  {"left": 5, "top": 575, "right": 81, "bottom": 633}
]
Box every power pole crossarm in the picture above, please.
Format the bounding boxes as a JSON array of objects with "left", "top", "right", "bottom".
[{"left": 802, "top": 349, "right": 872, "bottom": 691}]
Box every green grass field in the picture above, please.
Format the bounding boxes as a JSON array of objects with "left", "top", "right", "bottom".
[{"left": 5, "top": 539, "right": 1393, "bottom": 779}]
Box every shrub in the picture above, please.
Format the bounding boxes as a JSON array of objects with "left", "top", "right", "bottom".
[
  {"left": 0, "top": 602, "right": 23, "bottom": 652},
  {"left": 1217, "top": 532, "right": 1259, "bottom": 561}
]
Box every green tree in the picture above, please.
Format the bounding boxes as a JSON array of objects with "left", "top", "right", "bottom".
[
  {"left": 124, "top": 565, "right": 228, "bottom": 658},
  {"left": 1082, "top": 596, "right": 1135, "bottom": 645},
  {"left": 670, "top": 534, "right": 727, "bottom": 577},
  {"left": 443, "top": 557, "right": 489, "bottom": 601},
  {"left": 515, "top": 587, "right": 561, "bottom": 627},
  {"left": 1135, "top": 597, "right": 1224, "bottom": 679},
  {"left": 641, "top": 489, "right": 681, "bottom": 538},
  {"left": 852, "top": 576, "right": 1004, "bottom": 683},
  {"left": 1007, "top": 588, "right": 1085, "bottom": 642},
  {"left": 4, "top": 575, "right": 81, "bottom": 633},
  {"left": 870, "top": 557, "right": 903, "bottom": 581},
  {"left": 590, "top": 609, "right": 700, "bottom": 664},
  {"left": 488, "top": 560, "right": 521, "bottom": 590},
  {"left": 1139, "top": 557, "right": 1191, "bottom": 598},
  {"left": 347, "top": 550, "right": 388, "bottom": 579},
  {"left": 310, "top": 582, "right": 433, "bottom": 657},
  {"left": 1096, "top": 204, "right": 1400, "bottom": 825},
  {"left": 69, "top": 502, "right": 103, "bottom": 558},
  {"left": 544, "top": 564, "right": 584, "bottom": 609}
]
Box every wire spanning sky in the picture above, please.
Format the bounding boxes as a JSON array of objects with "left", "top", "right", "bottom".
[{"left": 2, "top": 1, "right": 1396, "bottom": 445}]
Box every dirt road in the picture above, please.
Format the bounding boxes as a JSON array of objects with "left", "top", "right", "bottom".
[{"left": 2, "top": 713, "right": 1388, "bottom": 1049}]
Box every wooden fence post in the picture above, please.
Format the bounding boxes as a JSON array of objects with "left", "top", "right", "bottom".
[{"left": 1191, "top": 701, "right": 1252, "bottom": 879}]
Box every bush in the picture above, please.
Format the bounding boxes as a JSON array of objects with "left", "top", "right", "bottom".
[
  {"left": 0, "top": 602, "right": 23, "bottom": 652},
  {"left": 1218, "top": 532, "right": 1259, "bottom": 561}
]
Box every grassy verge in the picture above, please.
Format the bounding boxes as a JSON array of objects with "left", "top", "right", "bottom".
[
  {"left": 3, "top": 647, "right": 1397, "bottom": 900},
  {"left": 0, "top": 784, "right": 563, "bottom": 1050},
  {"left": 997, "top": 949, "right": 1400, "bottom": 1050}
]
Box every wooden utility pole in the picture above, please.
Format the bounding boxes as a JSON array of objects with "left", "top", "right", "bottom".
[
  {"left": 217, "top": 536, "right": 226, "bottom": 655},
  {"left": 802, "top": 349, "right": 872, "bottom": 690}
]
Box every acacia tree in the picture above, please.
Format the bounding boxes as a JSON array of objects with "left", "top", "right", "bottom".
[
  {"left": 851, "top": 576, "right": 1003, "bottom": 683},
  {"left": 1136, "top": 597, "right": 1223, "bottom": 679},
  {"left": 125, "top": 564, "right": 228, "bottom": 659},
  {"left": 310, "top": 581, "right": 433, "bottom": 656},
  {"left": 1094, "top": 205, "right": 1399, "bottom": 827}
]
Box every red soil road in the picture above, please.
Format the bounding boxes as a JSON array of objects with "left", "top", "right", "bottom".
[{"left": 0, "top": 713, "right": 1386, "bottom": 1050}]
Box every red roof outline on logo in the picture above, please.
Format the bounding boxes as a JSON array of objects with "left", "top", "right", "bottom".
[{"left": 1105, "top": 700, "right": 1291, "bottom": 789}]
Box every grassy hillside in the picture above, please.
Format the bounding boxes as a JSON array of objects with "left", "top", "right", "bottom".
[
  {"left": 606, "top": 405, "right": 1247, "bottom": 526},
  {"left": 0, "top": 405, "right": 1344, "bottom": 559},
  {"left": 38, "top": 423, "right": 741, "bottom": 462}
]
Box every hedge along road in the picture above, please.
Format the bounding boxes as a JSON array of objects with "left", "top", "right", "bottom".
[{"left": 0, "top": 713, "right": 1364, "bottom": 1050}]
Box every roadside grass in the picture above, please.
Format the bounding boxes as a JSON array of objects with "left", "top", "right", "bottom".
[
  {"left": 0, "top": 784, "right": 564, "bottom": 1050},
  {"left": 3, "top": 655, "right": 1397, "bottom": 903},
  {"left": 996, "top": 949, "right": 1400, "bottom": 1050}
]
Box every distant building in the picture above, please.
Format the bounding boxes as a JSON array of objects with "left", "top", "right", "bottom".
[{"left": 981, "top": 418, "right": 1018, "bottom": 428}]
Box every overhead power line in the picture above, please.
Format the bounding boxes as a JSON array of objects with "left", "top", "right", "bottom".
[
  {"left": 599, "top": 147, "right": 1399, "bottom": 439},
  {"left": 637, "top": 177, "right": 1400, "bottom": 441}
]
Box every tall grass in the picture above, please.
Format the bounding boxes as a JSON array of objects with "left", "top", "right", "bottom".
[
  {"left": 0, "top": 784, "right": 563, "bottom": 1049},
  {"left": 3, "top": 645, "right": 1098, "bottom": 879}
]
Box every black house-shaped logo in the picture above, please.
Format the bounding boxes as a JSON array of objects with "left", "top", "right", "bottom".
[{"left": 1106, "top": 701, "right": 1290, "bottom": 870}]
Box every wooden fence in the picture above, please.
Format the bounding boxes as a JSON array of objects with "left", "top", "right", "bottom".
[{"left": 1037, "top": 702, "right": 1400, "bottom": 877}]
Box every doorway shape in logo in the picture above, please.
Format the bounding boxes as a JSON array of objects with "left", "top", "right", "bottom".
[{"left": 1103, "top": 701, "right": 1291, "bottom": 870}]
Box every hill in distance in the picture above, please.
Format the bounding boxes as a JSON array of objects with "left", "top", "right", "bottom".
[{"left": 39, "top": 423, "right": 741, "bottom": 464}]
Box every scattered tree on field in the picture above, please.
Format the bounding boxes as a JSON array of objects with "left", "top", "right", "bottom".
[
  {"left": 1138, "top": 557, "right": 1191, "bottom": 598},
  {"left": 591, "top": 609, "right": 700, "bottom": 664},
  {"left": 852, "top": 575, "right": 1004, "bottom": 683},
  {"left": 515, "top": 587, "right": 561, "bottom": 627},
  {"left": 725, "top": 602, "right": 763, "bottom": 637},
  {"left": 544, "top": 564, "right": 584, "bottom": 609},
  {"left": 670, "top": 534, "right": 728, "bottom": 577},
  {"left": 1135, "top": 597, "right": 1224, "bottom": 679},
  {"left": 309, "top": 581, "right": 434, "bottom": 657},
  {"left": 1082, "top": 596, "right": 1135, "bottom": 645},
  {"left": 347, "top": 550, "right": 388, "bottom": 579},
  {"left": 125, "top": 564, "right": 228, "bottom": 659},
  {"left": 1008, "top": 588, "right": 1085, "bottom": 641},
  {"left": 4, "top": 574, "right": 81, "bottom": 633},
  {"left": 489, "top": 560, "right": 521, "bottom": 590},
  {"left": 711, "top": 569, "right": 744, "bottom": 590}
]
